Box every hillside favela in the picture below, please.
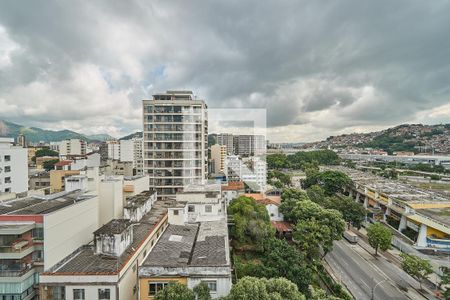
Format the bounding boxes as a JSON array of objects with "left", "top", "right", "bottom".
[{"left": 1, "top": 2, "right": 450, "bottom": 300}]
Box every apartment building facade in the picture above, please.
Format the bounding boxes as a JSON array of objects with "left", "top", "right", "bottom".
[
  {"left": 0, "top": 138, "right": 28, "bottom": 195},
  {"left": 143, "top": 91, "right": 208, "bottom": 198},
  {"left": 210, "top": 144, "right": 226, "bottom": 174},
  {"left": 58, "top": 139, "right": 87, "bottom": 158}
]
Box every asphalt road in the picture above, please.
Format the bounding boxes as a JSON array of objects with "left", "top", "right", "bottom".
[{"left": 326, "top": 239, "right": 416, "bottom": 300}]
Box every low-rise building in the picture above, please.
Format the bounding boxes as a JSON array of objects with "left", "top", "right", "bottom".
[
  {"left": 58, "top": 139, "right": 87, "bottom": 158},
  {"left": 329, "top": 166, "right": 450, "bottom": 249},
  {"left": 138, "top": 219, "right": 231, "bottom": 299},
  {"left": 244, "top": 193, "right": 283, "bottom": 221},
  {"left": 0, "top": 191, "right": 99, "bottom": 300},
  {"left": 39, "top": 195, "right": 175, "bottom": 300}
]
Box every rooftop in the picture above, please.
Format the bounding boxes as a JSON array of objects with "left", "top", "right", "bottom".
[
  {"left": 94, "top": 219, "right": 132, "bottom": 235},
  {"left": 142, "top": 219, "right": 229, "bottom": 269},
  {"left": 326, "top": 166, "right": 450, "bottom": 205},
  {"left": 44, "top": 199, "right": 176, "bottom": 275},
  {"left": 124, "top": 190, "right": 156, "bottom": 209},
  {"left": 0, "top": 190, "right": 94, "bottom": 215}
]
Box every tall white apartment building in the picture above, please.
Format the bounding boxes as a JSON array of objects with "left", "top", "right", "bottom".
[
  {"left": 143, "top": 90, "right": 208, "bottom": 198},
  {"left": 58, "top": 139, "right": 86, "bottom": 157},
  {"left": 0, "top": 138, "right": 27, "bottom": 194},
  {"left": 133, "top": 138, "right": 144, "bottom": 175}
]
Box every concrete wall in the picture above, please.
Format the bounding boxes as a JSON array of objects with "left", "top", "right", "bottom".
[
  {"left": 43, "top": 196, "right": 99, "bottom": 270},
  {"left": 266, "top": 204, "right": 283, "bottom": 221},
  {"left": 120, "top": 140, "right": 134, "bottom": 162},
  {"left": 0, "top": 140, "right": 28, "bottom": 194},
  {"left": 98, "top": 178, "right": 124, "bottom": 226},
  {"left": 188, "top": 276, "right": 232, "bottom": 299}
]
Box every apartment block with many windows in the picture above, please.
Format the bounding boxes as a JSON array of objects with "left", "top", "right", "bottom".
[{"left": 143, "top": 91, "right": 208, "bottom": 198}]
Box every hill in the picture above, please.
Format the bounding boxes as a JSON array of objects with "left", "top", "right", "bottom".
[
  {"left": 304, "top": 123, "right": 450, "bottom": 154},
  {"left": 0, "top": 120, "right": 114, "bottom": 143},
  {"left": 119, "top": 131, "right": 142, "bottom": 140}
]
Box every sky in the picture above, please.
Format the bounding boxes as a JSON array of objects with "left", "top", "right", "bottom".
[{"left": 0, "top": 1, "right": 450, "bottom": 142}]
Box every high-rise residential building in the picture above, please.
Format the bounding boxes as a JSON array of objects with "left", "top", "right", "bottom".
[
  {"left": 0, "top": 138, "right": 28, "bottom": 195},
  {"left": 216, "top": 133, "right": 234, "bottom": 155},
  {"left": 210, "top": 144, "right": 227, "bottom": 173},
  {"left": 58, "top": 139, "right": 87, "bottom": 157},
  {"left": 106, "top": 140, "right": 121, "bottom": 160},
  {"left": 143, "top": 91, "right": 208, "bottom": 198},
  {"left": 132, "top": 137, "right": 144, "bottom": 175},
  {"left": 233, "top": 134, "right": 266, "bottom": 157},
  {"left": 16, "top": 134, "right": 26, "bottom": 148}
]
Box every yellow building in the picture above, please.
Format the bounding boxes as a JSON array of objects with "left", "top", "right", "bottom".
[
  {"left": 49, "top": 170, "right": 80, "bottom": 192},
  {"left": 36, "top": 156, "right": 59, "bottom": 170}
]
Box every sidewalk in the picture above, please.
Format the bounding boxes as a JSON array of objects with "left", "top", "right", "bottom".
[{"left": 351, "top": 227, "right": 441, "bottom": 299}]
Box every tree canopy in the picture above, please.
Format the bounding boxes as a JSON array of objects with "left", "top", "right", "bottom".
[
  {"left": 228, "top": 277, "right": 306, "bottom": 300},
  {"left": 303, "top": 170, "right": 351, "bottom": 195},
  {"left": 267, "top": 150, "right": 340, "bottom": 170},
  {"left": 154, "top": 283, "right": 195, "bottom": 300},
  {"left": 367, "top": 223, "right": 392, "bottom": 255},
  {"left": 400, "top": 253, "right": 433, "bottom": 290},
  {"left": 228, "top": 196, "right": 274, "bottom": 247}
]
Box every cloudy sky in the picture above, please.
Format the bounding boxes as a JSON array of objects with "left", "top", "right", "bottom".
[{"left": 0, "top": 1, "right": 450, "bottom": 142}]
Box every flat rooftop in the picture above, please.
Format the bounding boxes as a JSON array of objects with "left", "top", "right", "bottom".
[
  {"left": 44, "top": 199, "right": 176, "bottom": 275},
  {"left": 141, "top": 219, "right": 229, "bottom": 269},
  {"left": 0, "top": 191, "right": 94, "bottom": 215},
  {"left": 326, "top": 166, "right": 450, "bottom": 204},
  {"left": 124, "top": 190, "right": 156, "bottom": 209}
]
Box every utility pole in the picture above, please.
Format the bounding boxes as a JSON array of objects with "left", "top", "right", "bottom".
[{"left": 371, "top": 279, "right": 386, "bottom": 300}]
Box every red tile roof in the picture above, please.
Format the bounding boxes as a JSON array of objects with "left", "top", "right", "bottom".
[
  {"left": 54, "top": 160, "right": 72, "bottom": 167},
  {"left": 222, "top": 181, "right": 245, "bottom": 191},
  {"left": 271, "top": 221, "right": 293, "bottom": 232}
]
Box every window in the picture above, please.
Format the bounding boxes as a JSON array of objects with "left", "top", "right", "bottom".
[
  {"left": 98, "top": 288, "right": 111, "bottom": 300},
  {"left": 202, "top": 281, "right": 217, "bottom": 292},
  {"left": 4, "top": 155, "right": 10, "bottom": 162},
  {"left": 53, "top": 286, "right": 65, "bottom": 300},
  {"left": 5, "top": 177, "right": 11, "bottom": 184},
  {"left": 73, "top": 289, "right": 85, "bottom": 300},
  {"left": 5, "top": 188, "right": 10, "bottom": 193},
  {"left": 4, "top": 166, "right": 10, "bottom": 173},
  {"left": 173, "top": 209, "right": 179, "bottom": 216},
  {"left": 188, "top": 205, "right": 195, "bottom": 212},
  {"left": 205, "top": 205, "right": 212, "bottom": 213},
  {"left": 32, "top": 228, "right": 44, "bottom": 239},
  {"left": 149, "top": 282, "right": 170, "bottom": 296}
]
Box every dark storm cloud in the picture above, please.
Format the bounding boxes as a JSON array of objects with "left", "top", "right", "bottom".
[{"left": 0, "top": 0, "right": 449, "bottom": 140}]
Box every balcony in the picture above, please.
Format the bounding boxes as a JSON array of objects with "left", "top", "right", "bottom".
[{"left": 0, "top": 240, "right": 35, "bottom": 259}]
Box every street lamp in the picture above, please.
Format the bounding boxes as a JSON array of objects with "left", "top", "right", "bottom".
[{"left": 371, "top": 279, "right": 387, "bottom": 300}]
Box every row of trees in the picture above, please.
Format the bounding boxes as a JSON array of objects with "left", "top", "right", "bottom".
[{"left": 267, "top": 150, "right": 340, "bottom": 170}]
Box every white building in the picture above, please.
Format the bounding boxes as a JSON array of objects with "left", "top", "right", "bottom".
[
  {"left": 0, "top": 137, "right": 28, "bottom": 194},
  {"left": 0, "top": 190, "right": 99, "bottom": 299},
  {"left": 225, "top": 155, "right": 267, "bottom": 192},
  {"left": 133, "top": 138, "right": 144, "bottom": 175},
  {"left": 143, "top": 90, "right": 208, "bottom": 198},
  {"left": 175, "top": 184, "right": 226, "bottom": 223},
  {"left": 120, "top": 139, "right": 134, "bottom": 162},
  {"left": 59, "top": 139, "right": 87, "bottom": 157},
  {"left": 106, "top": 140, "right": 121, "bottom": 160}
]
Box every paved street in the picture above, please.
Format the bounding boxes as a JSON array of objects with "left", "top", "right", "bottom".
[{"left": 325, "top": 239, "right": 427, "bottom": 300}]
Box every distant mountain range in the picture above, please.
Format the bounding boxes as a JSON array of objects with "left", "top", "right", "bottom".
[
  {"left": 0, "top": 120, "right": 116, "bottom": 143},
  {"left": 119, "top": 131, "right": 143, "bottom": 140}
]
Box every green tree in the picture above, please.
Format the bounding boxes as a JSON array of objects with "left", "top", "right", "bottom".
[
  {"left": 400, "top": 253, "right": 433, "bottom": 290},
  {"left": 328, "top": 196, "right": 366, "bottom": 228},
  {"left": 193, "top": 282, "right": 211, "bottom": 300},
  {"left": 228, "top": 277, "right": 305, "bottom": 300},
  {"left": 228, "top": 196, "right": 274, "bottom": 247},
  {"left": 279, "top": 188, "right": 310, "bottom": 222},
  {"left": 43, "top": 159, "right": 59, "bottom": 171},
  {"left": 440, "top": 266, "right": 450, "bottom": 299},
  {"left": 289, "top": 201, "right": 345, "bottom": 257},
  {"left": 294, "top": 219, "right": 331, "bottom": 260},
  {"left": 310, "top": 286, "right": 342, "bottom": 300},
  {"left": 267, "top": 154, "right": 288, "bottom": 169},
  {"left": 35, "top": 148, "right": 59, "bottom": 157},
  {"left": 314, "top": 170, "right": 351, "bottom": 196},
  {"left": 367, "top": 223, "right": 392, "bottom": 255},
  {"left": 306, "top": 185, "right": 330, "bottom": 207},
  {"left": 154, "top": 283, "right": 194, "bottom": 300},
  {"left": 259, "top": 238, "right": 313, "bottom": 293}
]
